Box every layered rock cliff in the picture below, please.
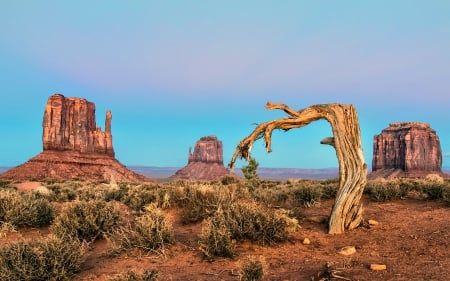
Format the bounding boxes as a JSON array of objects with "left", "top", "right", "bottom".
[
  {"left": 43, "top": 94, "right": 114, "bottom": 156},
  {"left": 172, "top": 135, "right": 236, "bottom": 181},
  {"left": 371, "top": 122, "right": 443, "bottom": 178},
  {"left": 0, "top": 94, "right": 148, "bottom": 182}
]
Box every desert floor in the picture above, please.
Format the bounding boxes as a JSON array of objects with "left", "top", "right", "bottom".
[{"left": 1, "top": 181, "right": 449, "bottom": 281}]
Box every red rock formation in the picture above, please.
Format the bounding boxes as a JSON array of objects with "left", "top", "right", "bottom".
[
  {"left": 1, "top": 94, "right": 148, "bottom": 182},
  {"left": 172, "top": 136, "right": 236, "bottom": 181},
  {"left": 188, "top": 136, "right": 224, "bottom": 165},
  {"left": 43, "top": 94, "right": 114, "bottom": 156},
  {"left": 371, "top": 122, "right": 443, "bottom": 178}
]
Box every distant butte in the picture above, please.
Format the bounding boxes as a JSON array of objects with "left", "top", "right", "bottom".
[
  {"left": 172, "top": 135, "right": 236, "bottom": 181},
  {"left": 370, "top": 122, "right": 445, "bottom": 179},
  {"left": 0, "top": 94, "right": 149, "bottom": 182}
]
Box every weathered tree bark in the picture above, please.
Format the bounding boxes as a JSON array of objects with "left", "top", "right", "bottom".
[{"left": 229, "top": 102, "right": 367, "bottom": 234}]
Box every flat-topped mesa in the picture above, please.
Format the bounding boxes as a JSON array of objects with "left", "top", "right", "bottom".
[
  {"left": 188, "top": 135, "right": 224, "bottom": 165},
  {"left": 371, "top": 121, "right": 443, "bottom": 178},
  {"left": 43, "top": 94, "right": 114, "bottom": 156}
]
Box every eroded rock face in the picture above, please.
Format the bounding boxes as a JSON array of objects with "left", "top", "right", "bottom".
[
  {"left": 188, "top": 136, "right": 224, "bottom": 165},
  {"left": 371, "top": 122, "right": 443, "bottom": 178},
  {"left": 43, "top": 94, "right": 114, "bottom": 156},
  {"left": 0, "top": 94, "right": 148, "bottom": 182},
  {"left": 172, "top": 135, "right": 236, "bottom": 181}
]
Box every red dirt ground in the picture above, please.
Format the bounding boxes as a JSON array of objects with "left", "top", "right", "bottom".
[{"left": 1, "top": 184, "right": 449, "bottom": 281}]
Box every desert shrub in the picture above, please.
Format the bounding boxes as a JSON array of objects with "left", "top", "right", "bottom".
[
  {"left": 365, "top": 180, "right": 408, "bottom": 202},
  {"left": 221, "top": 175, "right": 241, "bottom": 185},
  {"left": 422, "top": 182, "right": 446, "bottom": 200},
  {"left": 45, "top": 183, "right": 78, "bottom": 202},
  {"left": 320, "top": 179, "right": 339, "bottom": 199},
  {"left": 0, "top": 234, "right": 85, "bottom": 281},
  {"left": 121, "top": 184, "right": 171, "bottom": 212},
  {"left": 200, "top": 200, "right": 298, "bottom": 259},
  {"left": 0, "top": 180, "right": 14, "bottom": 190},
  {"left": 105, "top": 184, "right": 130, "bottom": 202},
  {"left": 225, "top": 201, "right": 298, "bottom": 245},
  {"left": 108, "top": 269, "right": 158, "bottom": 281},
  {"left": 442, "top": 185, "right": 450, "bottom": 206},
  {"left": 179, "top": 184, "right": 235, "bottom": 224},
  {"left": 199, "top": 207, "right": 235, "bottom": 260},
  {"left": 292, "top": 184, "right": 323, "bottom": 207},
  {"left": 51, "top": 200, "right": 122, "bottom": 242},
  {"left": 108, "top": 204, "right": 173, "bottom": 255},
  {"left": 240, "top": 255, "right": 267, "bottom": 281},
  {"left": 0, "top": 190, "right": 54, "bottom": 227}
]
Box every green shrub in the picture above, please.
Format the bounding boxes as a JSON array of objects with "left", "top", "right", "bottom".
[
  {"left": 108, "top": 204, "right": 173, "bottom": 255},
  {"left": 292, "top": 185, "right": 323, "bottom": 207},
  {"left": 241, "top": 157, "right": 260, "bottom": 187},
  {"left": 240, "top": 255, "right": 266, "bottom": 281},
  {"left": 365, "top": 180, "right": 408, "bottom": 202},
  {"left": 0, "top": 190, "right": 54, "bottom": 227},
  {"left": 199, "top": 207, "right": 235, "bottom": 260},
  {"left": 422, "top": 183, "right": 446, "bottom": 200},
  {"left": 51, "top": 200, "right": 122, "bottom": 242},
  {"left": 0, "top": 180, "right": 14, "bottom": 190},
  {"left": 108, "top": 269, "right": 158, "bottom": 281},
  {"left": 0, "top": 235, "right": 85, "bottom": 281}
]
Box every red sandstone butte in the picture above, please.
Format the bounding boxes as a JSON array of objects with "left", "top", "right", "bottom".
[
  {"left": 0, "top": 94, "right": 148, "bottom": 182},
  {"left": 172, "top": 135, "right": 236, "bottom": 181},
  {"left": 370, "top": 122, "right": 444, "bottom": 179}
]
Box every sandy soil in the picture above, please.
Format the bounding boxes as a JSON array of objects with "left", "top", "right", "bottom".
[{"left": 1, "top": 184, "right": 449, "bottom": 281}]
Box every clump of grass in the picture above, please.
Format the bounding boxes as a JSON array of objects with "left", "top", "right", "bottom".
[
  {"left": 199, "top": 207, "right": 236, "bottom": 260},
  {"left": 108, "top": 203, "right": 173, "bottom": 255},
  {"left": 108, "top": 269, "right": 158, "bottom": 281},
  {"left": 239, "top": 255, "right": 267, "bottom": 281},
  {"left": 0, "top": 234, "right": 86, "bottom": 281},
  {"left": 0, "top": 190, "right": 54, "bottom": 227},
  {"left": 365, "top": 180, "right": 408, "bottom": 202},
  {"left": 51, "top": 200, "right": 122, "bottom": 242}
]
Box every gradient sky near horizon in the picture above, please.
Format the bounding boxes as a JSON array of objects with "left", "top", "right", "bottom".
[{"left": 1, "top": 1, "right": 450, "bottom": 169}]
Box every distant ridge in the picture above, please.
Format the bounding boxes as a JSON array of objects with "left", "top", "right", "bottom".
[
  {"left": 2, "top": 166, "right": 448, "bottom": 181},
  {"left": 129, "top": 166, "right": 338, "bottom": 180}
]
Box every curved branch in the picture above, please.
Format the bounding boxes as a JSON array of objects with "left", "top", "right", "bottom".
[{"left": 229, "top": 103, "right": 367, "bottom": 234}]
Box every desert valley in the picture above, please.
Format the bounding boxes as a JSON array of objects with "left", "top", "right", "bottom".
[{"left": 0, "top": 94, "right": 449, "bottom": 281}]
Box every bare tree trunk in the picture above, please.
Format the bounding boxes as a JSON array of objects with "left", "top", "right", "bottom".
[{"left": 229, "top": 102, "right": 367, "bottom": 234}]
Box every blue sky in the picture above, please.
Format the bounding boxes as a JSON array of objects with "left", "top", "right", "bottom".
[{"left": 1, "top": 1, "right": 449, "bottom": 169}]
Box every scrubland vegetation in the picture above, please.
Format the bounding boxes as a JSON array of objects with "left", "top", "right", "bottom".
[{"left": 0, "top": 175, "right": 449, "bottom": 280}]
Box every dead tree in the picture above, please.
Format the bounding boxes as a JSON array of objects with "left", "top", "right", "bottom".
[{"left": 229, "top": 102, "right": 367, "bottom": 234}]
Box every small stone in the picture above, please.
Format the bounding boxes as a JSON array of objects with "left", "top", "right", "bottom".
[
  {"left": 368, "top": 219, "right": 379, "bottom": 226},
  {"left": 338, "top": 246, "right": 356, "bottom": 256},
  {"left": 302, "top": 238, "right": 311, "bottom": 245},
  {"left": 370, "top": 264, "right": 387, "bottom": 271}
]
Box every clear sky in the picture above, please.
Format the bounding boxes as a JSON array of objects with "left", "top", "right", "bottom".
[{"left": 1, "top": 1, "right": 449, "bottom": 169}]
